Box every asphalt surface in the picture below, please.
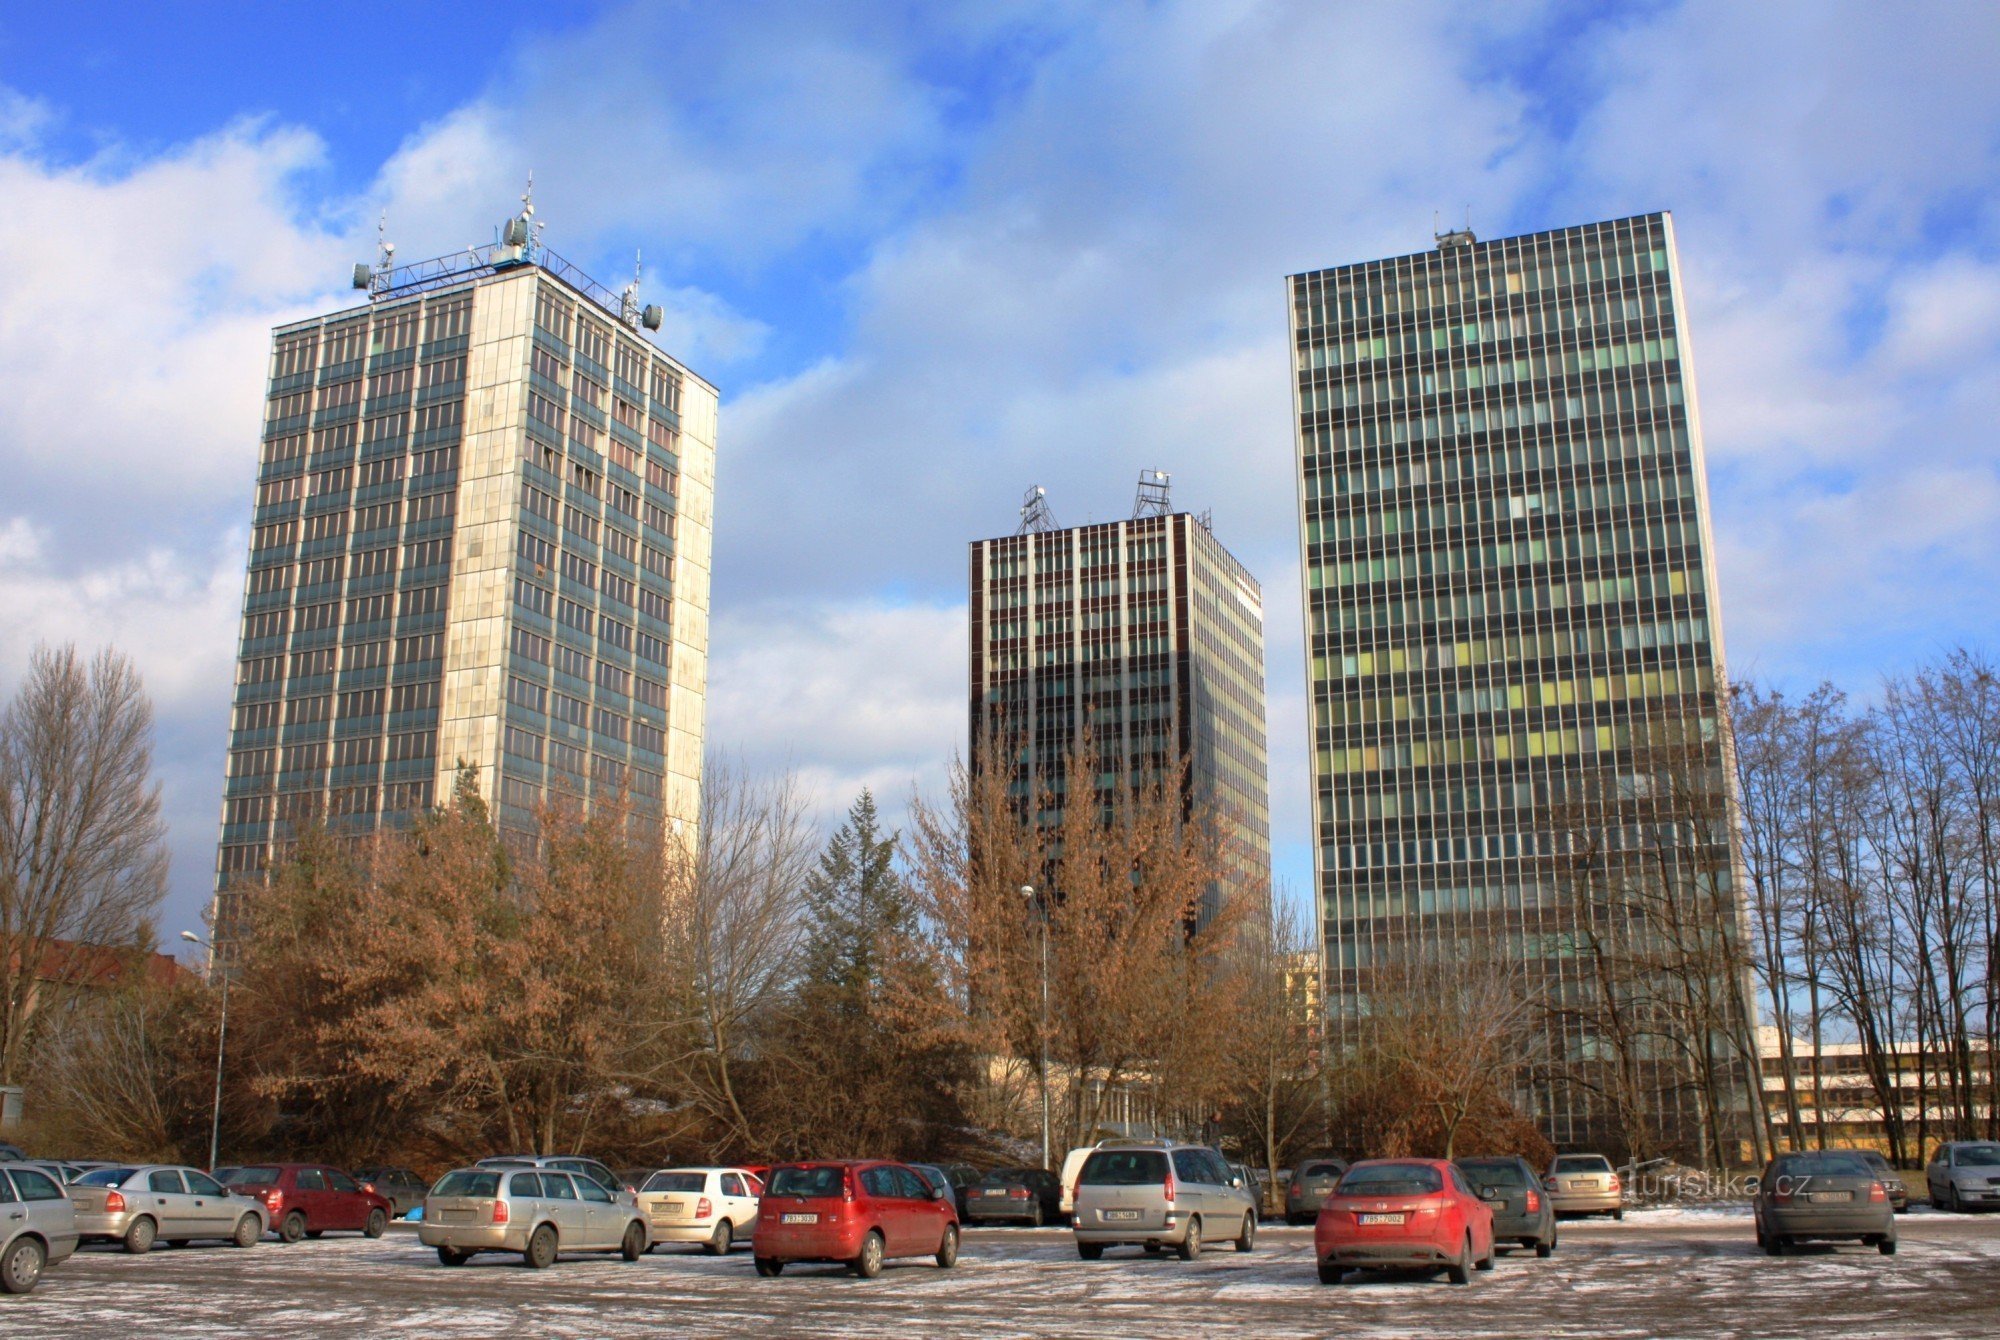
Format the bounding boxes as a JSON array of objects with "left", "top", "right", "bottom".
[{"left": 7, "top": 1208, "right": 2000, "bottom": 1337}]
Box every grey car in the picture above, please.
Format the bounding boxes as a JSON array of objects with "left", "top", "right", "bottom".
[
  {"left": 1545, "top": 1154, "right": 1623, "bottom": 1219},
  {"left": 420, "top": 1166, "right": 649, "bottom": 1268},
  {"left": 68, "top": 1165, "right": 267, "bottom": 1253},
  {"left": 3, "top": 1162, "right": 79, "bottom": 1294},
  {"left": 1456, "top": 1156, "right": 1557, "bottom": 1257},
  {"left": 1925, "top": 1141, "right": 2000, "bottom": 1213},
  {"left": 1072, "top": 1139, "right": 1259, "bottom": 1261},
  {"left": 1755, "top": 1150, "right": 1895, "bottom": 1255},
  {"left": 1849, "top": 1150, "right": 1908, "bottom": 1213},
  {"left": 353, "top": 1166, "right": 430, "bottom": 1217},
  {"left": 1283, "top": 1157, "right": 1349, "bottom": 1225}
]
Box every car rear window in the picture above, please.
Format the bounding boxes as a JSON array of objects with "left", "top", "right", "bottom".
[
  {"left": 432, "top": 1171, "right": 501, "bottom": 1198},
  {"left": 1458, "top": 1161, "right": 1527, "bottom": 1187},
  {"left": 1300, "top": 1161, "right": 1344, "bottom": 1178},
  {"left": 644, "top": 1172, "right": 706, "bottom": 1194},
  {"left": 223, "top": 1167, "right": 281, "bottom": 1186},
  {"left": 76, "top": 1168, "right": 135, "bottom": 1187},
  {"left": 769, "top": 1166, "right": 845, "bottom": 1198},
  {"left": 1079, "top": 1151, "right": 1169, "bottom": 1186},
  {"left": 1337, "top": 1163, "right": 1443, "bottom": 1196},
  {"left": 1554, "top": 1156, "right": 1612, "bottom": 1173},
  {"left": 1773, "top": 1153, "right": 1872, "bottom": 1179},
  {"left": 982, "top": 1169, "right": 1031, "bottom": 1184}
]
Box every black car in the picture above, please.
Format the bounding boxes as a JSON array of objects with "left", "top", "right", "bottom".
[
  {"left": 353, "top": 1166, "right": 431, "bottom": 1217},
  {"left": 964, "top": 1167, "right": 1063, "bottom": 1225},
  {"left": 1455, "top": 1155, "right": 1557, "bottom": 1257}
]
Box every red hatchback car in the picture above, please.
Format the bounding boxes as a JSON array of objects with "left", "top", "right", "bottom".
[
  {"left": 1314, "top": 1159, "right": 1495, "bottom": 1285},
  {"left": 220, "top": 1164, "right": 392, "bottom": 1243},
  {"left": 752, "top": 1160, "right": 959, "bottom": 1279}
]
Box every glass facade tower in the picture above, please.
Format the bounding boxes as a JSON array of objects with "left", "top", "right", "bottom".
[
  {"left": 969, "top": 508, "right": 1271, "bottom": 913},
  {"left": 1291, "top": 213, "right": 1748, "bottom": 1148},
  {"left": 212, "top": 227, "right": 716, "bottom": 945}
]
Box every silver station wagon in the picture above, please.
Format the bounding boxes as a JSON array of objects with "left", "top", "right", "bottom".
[{"left": 419, "top": 1166, "right": 650, "bottom": 1268}]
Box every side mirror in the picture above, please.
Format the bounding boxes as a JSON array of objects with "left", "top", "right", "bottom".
[
  {"left": 1230, "top": 1175, "right": 1243, "bottom": 1189},
  {"left": 932, "top": 1184, "right": 950, "bottom": 1201}
]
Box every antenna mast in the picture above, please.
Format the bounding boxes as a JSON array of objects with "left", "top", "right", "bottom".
[
  {"left": 1132, "top": 469, "right": 1171, "bottom": 518},
  {"left": 1018, "top": 485, "right": 1056, "bottom": 535}
]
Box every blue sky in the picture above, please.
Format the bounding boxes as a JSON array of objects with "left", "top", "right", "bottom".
[{"left": 3, "top": 1, "right": 1998, "bottom": 947}]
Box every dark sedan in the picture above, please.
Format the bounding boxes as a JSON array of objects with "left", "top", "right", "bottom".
[
  {"left": 1284, "top": 1157, "right": 1349, "bottom": 1226},
  {"left": 1848, "top": 1150, "right": 1908, "bottom": 1214},
  {"left": 1455, "top": 1155, "right": 1556, "bottom": 1257},
  {"left": 352, "top": 1166, "right": 430, "bottom": 1218},
  {"left": 963, "top": 1168, "right": 1063, "bottom": 1225},
  {"left": 1755, "top": 1151, "right": 1895, "bottom": 1256}
]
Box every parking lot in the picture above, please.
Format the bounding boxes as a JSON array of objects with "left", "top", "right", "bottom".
[{"left": 7, "top": 1209, "right": 2000, "bottom": 1337}]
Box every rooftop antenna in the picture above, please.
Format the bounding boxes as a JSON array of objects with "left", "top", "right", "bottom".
[
  {"left": 1018, "top": 485, "right": 1056, "bottom": 535},
  {"left": 619, "top": 249, "right": 664, "bottom": 331},
  {"left": 352, "top": 210, "right": 395, "bottom": 293},
  {"left": 499, "top": 172, "right": 540, "bottom": 260},
  {"left": 1133, "top": 469, "right": 1171, "bottom": 519}
]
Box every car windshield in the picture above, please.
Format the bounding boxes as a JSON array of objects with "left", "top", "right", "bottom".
[
  {"left": 643, "top": 1172, "right": 706, "bottom": 1194},
  {"left": 222, "top": 1167, "right": 281, "bottom": 1186},
  {"left": 769, "top": 1166, "right": 845, "bottom": 1198},
  {"left": 1773, "top": 1153, "right": 1873, "bottom": 1179},
  {"left": 76, "top": 1168, "right": 135, "bottom": 1187},
  {"left": 1955, "top": 1145, "right": 2000, "bottom": 1167},
  {"left": 1458, "top": 1161, "right": 1527, "bottom": 1187},
  {"left": 1079, "top": 1151, "right": 1168, "bottom": 1186},
  {"left": 431, "top": 1170, "right": 501, "bottom": 1198},
  {"left": 1553, "top": 1156, "right": 1611, "bottom": 1174},
  {"left": 1337, "top": 1163, "right": 1442, "bottom": 1197}
]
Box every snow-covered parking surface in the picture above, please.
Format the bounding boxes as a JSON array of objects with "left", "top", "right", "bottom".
[{"left": 8, "top": 1211, "right": 2000, "bottom": 1338}]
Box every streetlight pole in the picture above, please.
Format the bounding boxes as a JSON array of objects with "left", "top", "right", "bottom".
[
  {"left": 1020, "top": 884, "right": 1050, "bottom": 1171},
  {"left": 181, "top": 931, "right": 229, "bottom": 1172}
]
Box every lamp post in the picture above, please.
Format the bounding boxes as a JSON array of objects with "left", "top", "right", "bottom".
[
  {"left": 1020, "top": 884, "right": 1050, "bottom": 1171},
  {"left": 180, "top": 931, "right": 229, "bottom": 1172}
]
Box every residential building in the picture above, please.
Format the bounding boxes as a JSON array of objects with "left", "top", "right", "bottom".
[
  {"left": 968, "top": 479, "right": 1271, "bottom": 915},
  {"left": 212, "top": 202, "right": 716, "bottom": 946},
  {"left": 1290, "top": 213, "right": 1750, "bottom": 1151}
]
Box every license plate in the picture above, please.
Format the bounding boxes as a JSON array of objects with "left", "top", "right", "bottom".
[
  {"left": 1582, "top": 1179, "right": 1602, "bottom": 1188},
  {"left": 983, "top": 1189, "right": 1006, "bottom": 1197},
  {"left": 1102, "top": 1209, "right": 1141, "bottom": 1221},
  {"left": 1358, "top": 1213, "right": 1406, "bottom": 1226},
  {"left": 1808, "top": 1191, "right": 1852, "bottom": 1203},
  {"left": 781, "top": 1213, "right": 818, "bottom": 1225},
  {"left": 438, "top": 1209, "right": 470, "bottom": 1223}
]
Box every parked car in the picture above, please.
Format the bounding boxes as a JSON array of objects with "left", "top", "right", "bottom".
[
  {"left": 219, "top": 1164, "right": 391, "bottom": 1242},
  {"left": 1755, "top": 1150, "right": 1895, "bottom": 1255},
  {"left": 26, "top": 1161, "right": 88, "bottom": 1186},
  {"left": 1284, "top": 1157, "right": 1350, "bottom": 1225},
  {"left": 352, "top": 1166, "right": 431, "bottom": 1218},
  {"left": 420, "top": 1166, "right": 648, "bottom": 1268},
  {"left": 476, "top": 1155, "right": 636, "bottom": 1206},
  {"left": 964, "top": 1167, "right": 1063, "bottom": 1226},
  {"left": 1315, "top": 1158, "right": 1496, "bottom": 1285},
  {"left": 69, "top": 1165, "right": 267, "bottom": 1253},
  {"left": 0, "top": 1144, "right": 25, "bottom": 1163},
  {"left": 1847, "top": 1150, "right": 1908, "bottom": 1214},
  {"left": 752, "top": 1160, "right": 959, "bottom": 1278},
  {"left": 1925, "top": 1141, "right": 2000, "bottom": 1213},
  {"left": 911, "top": 1163, "right": 981, "bottom": 1218},
  {"left": 1071, "top": 1139, "right": 1258, "bottom": 1261},
  {"left": 1544, "top": 1154, "right": 1623, "bottom": 1219},
  {"left": 2, "top": 1162, "right": 78, "bottom": 1294},
  {"left": 638, "top": 1167, "right": 763, "bottom": 1254},
  {"left": 1455, "top": 1156, "right": 1557, "bottom": 1257}
]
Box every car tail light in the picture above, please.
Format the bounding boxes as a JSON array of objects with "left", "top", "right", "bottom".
[
  {"left": 105, "top": 1190, "right": 126, "bottom": 1214},
  {"left": 1608, "top": 1174, "right": 1622, "bottom": 1192},
  {"left": 696, "top": 1197, "right": 713, "bottom": 1220},
  {"left": 1772, "top": 1187, "right": 1793, "bottom": 1206},
  {"left": 360, "top": 1182, "right": 376, "bottom": 1194},
  {"left": 842, "top": 1171, "right": 856, "bottom": 1203},
  {"left": 263, "top": 1189, "right": 284, "bottom": 1212},
  {"left": 1869, "top": 1182, "right": 1887, "bottom": 1203},
  {"left": 1163, "top": 1165, "right": 1177, "bottom": 1208},
  {"left": 1526, "top": 1190, "right": 1541, "bottom": 1213},
  {"left": 492, "top": 1199, "right": 510, "bottom": 1224},
  {"left": 1010, "top": 1187, "right": 1029, "bottom": 1199}
]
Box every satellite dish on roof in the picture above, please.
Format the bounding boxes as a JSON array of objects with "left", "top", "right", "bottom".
[
  {"left": 641, "top": 305, "right": 664, "bottom": 331},
  {"left": 352, "top": 263, "right": 372, "bottom": 290}
]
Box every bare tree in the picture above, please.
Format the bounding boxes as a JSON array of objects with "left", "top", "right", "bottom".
[{"left": 0, "top": 644, "right": 168, "bottom": 1087}]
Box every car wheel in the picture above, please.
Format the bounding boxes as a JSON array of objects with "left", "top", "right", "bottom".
[
  {"left": 851, "top": 1229, "right": 884, "bottom": 1278},
  {"left": 1770, "top": 1235, "right": 1788, "bottom": 1257},
  {"left": 1446, "top": 1233, "right": 1472, "bottom": 1285},
  {"left": 1235, "top": 1213, "right": 1256, "bottom": 1253},
  {"left": 525, "top": 1223, "right": 558, "bottom": 1270},
  {"left": 437, "top": 1246, "right": 471, "bottom": 1267},
  {"left": 279, "top": 1212, "right": 307, "bottom": 1244},
  {"left": 1, "top": 1235, "right": 46, "bottom": 1294},
  {"left": 1317, "top": 1259, "right": 1343, "bottom": 1285},
  {"left": 622, "top": 1221, "right": 647, "bottom": 1261},
  {"left": 754, "top": 1256, "right": 784, "bottom": 1277},
  {"left": 1948, "top": 1185, "right": 1963, "bottom": 1214},
  {"left": 233, "top": 1214, "right": 262, "bottom": 1248},
  {"left": 1177, "top": 1216, "right": 1203, "bottom": 1261},
  {"left": 1536, "top": 1234, "right": 1554, "bottom": 1259},
  {"left": 1077, "top": 1241, "right": 1104, "bottom": 1261},
  {"left": 1475, "top": 1239, "right": 1495, "bottom": 1272},
  {"left": 704, "top": 1219, "right": 732, "bottom": 1256},
  {"left": 1612, "top": 1207, "right": 1624, "bottom": 1222},
  {"left": 936, "top": 1224, "right": 960, "bottom": 1269},
  {"left": 123, "top": 1215, "right": 157, "bottom": 1255},
  {"left": 364, "top": 1208, "right": 388, "bottom": 1239},
  {"left": 1030, "top": 1202, "right": 1044, "bottom": 1228},
  {"left": 1879, "top": 1236, "right": 1897, "bottom": 1256}
]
